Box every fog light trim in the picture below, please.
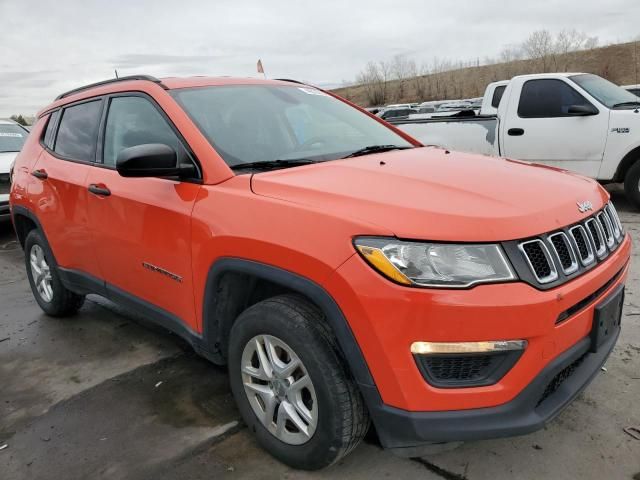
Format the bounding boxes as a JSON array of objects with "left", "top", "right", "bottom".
[{"left": 411, "top": 340, "right": 527, "bottom": 355}]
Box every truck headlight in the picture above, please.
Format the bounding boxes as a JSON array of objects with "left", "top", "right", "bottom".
[{"left": 354, "top": 237, "right": 516, "bottom": 288}]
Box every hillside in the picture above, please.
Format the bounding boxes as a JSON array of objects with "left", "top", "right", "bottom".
[{"left": 332, "top": 41, "right": 640, "bottom": 106}]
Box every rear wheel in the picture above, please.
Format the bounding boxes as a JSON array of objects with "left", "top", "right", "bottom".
[
  {"left": 623, "top": 160, "right": 640, "bottom": 209},
  {"left": 228, "top": 294, "right": 369, "bottom": 470},
  {"left": 24, "top": 229, "right": 85, "bottom": 316}
]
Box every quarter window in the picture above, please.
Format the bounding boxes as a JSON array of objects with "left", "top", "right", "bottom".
[
  {"left": 43, "top": 110, "right": 60, "bottom": 150},
  {"left": 491, "top": 85, "right": 506, "bottom": 109},
  {"left": 103, "top": 96, "right": 187, "bottom": 167},
  {"left": 54, "top": 100, "right": 103, "bottom": 160},
  {"left": 518, "top": 79, "right": 593, "bottom": 118}
]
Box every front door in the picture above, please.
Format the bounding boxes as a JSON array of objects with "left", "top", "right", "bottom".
[
  {"left": 501, "top": 78, "right": 609, "bottom": 178},
  {"left": 85, "top": 94, "right": 201, "bottom": 330}
]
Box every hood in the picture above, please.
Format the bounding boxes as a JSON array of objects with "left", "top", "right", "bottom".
[
  {"left": 251, "top": 147, "right": 608, "bottom": 242},
  {"left": 0, "top": 151, "right": 18, "bottom": 174}
]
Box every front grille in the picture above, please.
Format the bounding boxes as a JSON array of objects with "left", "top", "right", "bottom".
[
  {"left": 511, "top": 202, "right": 624, "bottom": 289},
  {"left": 537, "top": 353, "right": 586, "bottom": 407}
]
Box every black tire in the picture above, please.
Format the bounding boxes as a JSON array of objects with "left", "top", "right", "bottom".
[
  {"left": 24, "top": 229, "right": 85, "bottom": 317},
  {"left": 228, "top": 294, "right": 369, "bottom": 470},
  {"left": 623, "top": 160, "right": 640, "bottom": 209}
]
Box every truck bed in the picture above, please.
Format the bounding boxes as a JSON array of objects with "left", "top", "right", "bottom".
[{"left": 390, "top": 115, "right": 499, "bottom": 156}]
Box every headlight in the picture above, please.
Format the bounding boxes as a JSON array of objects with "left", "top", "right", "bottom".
[{"left": 354, "top": 237, "right": 516, "bottom": 288}]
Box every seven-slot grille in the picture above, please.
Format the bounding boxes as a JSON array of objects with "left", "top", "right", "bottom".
[{"left": 517, "top": 202, "right": 624, "bottom": 285}]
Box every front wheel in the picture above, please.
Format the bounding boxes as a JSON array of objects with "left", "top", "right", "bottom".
[
  {"left": 228, "top": 294, "right": 369, "bottom": 470},
  {"left": 623, "top": 160, "right": 640, "bottom": 209}
]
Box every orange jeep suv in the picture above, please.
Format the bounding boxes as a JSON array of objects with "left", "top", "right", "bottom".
[{"left": 10, "top": 75, "right": 631, "bottom": 469}]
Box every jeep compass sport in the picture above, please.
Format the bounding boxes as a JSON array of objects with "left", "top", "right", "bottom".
[{"left": 10, "top": 75, "right": 630, "bottom": 470}]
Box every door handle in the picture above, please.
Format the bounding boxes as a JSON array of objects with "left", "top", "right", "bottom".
[
  {"left": 88, "top": 184, "right": 111, "bottom": 197},
  {"left": 31, "top": 169, "right": 48, "bottom": 180},
  {"left": 508, "top": 128, "right": 525, "bottom": 136}
]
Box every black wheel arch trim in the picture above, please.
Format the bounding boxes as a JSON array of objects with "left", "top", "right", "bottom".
[
  {"left": 202, "top": 257, "right": 376, "bottom": 388},
  {"left": 11, "top": 205, "right": 58, "bottom": 262}
]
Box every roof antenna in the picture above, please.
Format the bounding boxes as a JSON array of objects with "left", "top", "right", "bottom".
[{"left": 114, "top": 69, "right": 119, "bottom": 79}]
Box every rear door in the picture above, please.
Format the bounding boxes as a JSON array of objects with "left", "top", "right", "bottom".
[
  {"left": 85, "top": 93, "right": 201, "bottom": 330},
  {"left": 500, "top": 78, "right": 609, "bottom": 177},
  {"left": 30, "top": 100, "right": 104, "bottom": 276}
]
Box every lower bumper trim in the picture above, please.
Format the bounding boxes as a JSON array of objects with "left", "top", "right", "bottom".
[{"left": 362, "top": 324, "right": 620, "bottom": 449}]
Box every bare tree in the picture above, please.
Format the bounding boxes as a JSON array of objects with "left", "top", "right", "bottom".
[
  {"left": 522, "top": 30, "right": 556, "bottom": 71},
  {"left": 390, "top": 54, "right": 412, "bottom": 101}
]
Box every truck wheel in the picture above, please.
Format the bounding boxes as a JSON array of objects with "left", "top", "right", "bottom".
[
  {"left": 24, "top": 229, "right": 85, "bottom": 317},
  {"left": 623, "top": 160, "right": 640, "bottom": 209},
  {"left": 228, "top": 294, "right": 369, "bottom": 470}
]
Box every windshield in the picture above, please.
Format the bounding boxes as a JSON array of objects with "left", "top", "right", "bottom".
[
  {"left": 170, "top": 85, "right": 412, "bottom": 168},
  {"left": 0, "top": 124, "right": 28, "bottom": 153},
  {"left": 570, "top": 74, "right": 640, "bottom": 108}
]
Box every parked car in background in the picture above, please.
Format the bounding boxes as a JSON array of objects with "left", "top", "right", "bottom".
[
  {"left": 436, "top": 101, "right": 474, "bottom": 112},
  {"left": 416, "top": 106, "right": 436, "bottom": 114},
  {"left": 392, "top": 73, "right": 640, "bottom": 208},
  {"left": 377, "top": 107, "right": 417, "bottom": 120},
  {"left": 383, "top": 103, "right": 413, "bottom": 109},
  {"left": 10, "top": 75, "right": 630, "bottom": 470},
  {"left": 622, "top": 84, "right": 640, "bottom": 97},
  {"left": 1, "top": 119, "right": 29, "bottom": 221}
]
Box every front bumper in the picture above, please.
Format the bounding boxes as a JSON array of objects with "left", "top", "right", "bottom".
[
  {"left": 361, "top": 320, "right": 619, "bottom": 449},
  {"left": 327, "top": 233, "right": 630, "bottom": 447}
]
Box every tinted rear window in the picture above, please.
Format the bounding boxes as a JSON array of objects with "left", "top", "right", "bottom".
[
  {"left": 54, "top": 100, "right": 103, "bottom": 161},
  {"left": 491, "top": 85, "right": 506, "bottom": 108}
]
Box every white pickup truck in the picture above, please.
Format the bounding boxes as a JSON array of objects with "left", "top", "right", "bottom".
[{"left": 392, "top": 73, "right": 640, "bottom": 207}]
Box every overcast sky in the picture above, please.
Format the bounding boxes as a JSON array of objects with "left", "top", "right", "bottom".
[{"left": 1, "top": 0, "right": 639, "bottom": 117}]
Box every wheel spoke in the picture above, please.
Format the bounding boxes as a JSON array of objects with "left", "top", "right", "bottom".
[
  {"left": 281, "top": 401, "right": 310, "bottom": 437},
  {"left": 254, "top": 337, "right": 274, "bottom": 380}
]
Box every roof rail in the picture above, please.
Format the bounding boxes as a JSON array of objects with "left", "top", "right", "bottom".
[
  {"left": 55, "top": 75, "right": 167, "bottom": 101},
  {"left": 273, "top": 78, "right": 307, "bottom": 85}
]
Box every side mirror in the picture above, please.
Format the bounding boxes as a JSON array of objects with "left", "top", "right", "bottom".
[
  {"left": 116, "top": 143, "right": 194, "bottom": 178},
  {"left": 567, "top": 104, "right": 598, "bottom": 116}
]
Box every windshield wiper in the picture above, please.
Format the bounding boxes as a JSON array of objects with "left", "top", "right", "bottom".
[
  {"left": 342, "top": 144, "right": 412, "bottom": 158},
  {"left": 612, "top": 101, "right": 640, "bottom": 108},
  {"left": 230, "top": 158, "right": 317, "bottom": 171}
]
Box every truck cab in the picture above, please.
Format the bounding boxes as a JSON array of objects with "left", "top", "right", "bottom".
[{"left": 392, "top": 73, "right": 640, "bottom": 208}]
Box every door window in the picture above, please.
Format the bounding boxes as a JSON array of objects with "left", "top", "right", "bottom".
[
  {"left": 518, "top": 79, "right": 593, "bottom": 118},
  {"left": 103, "top": 96, "right": 188, "bottom": 167},
  {"left": 54, "top": 100, "right": 103, "bottom": 160}
]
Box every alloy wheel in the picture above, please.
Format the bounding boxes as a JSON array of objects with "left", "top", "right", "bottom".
[{"left": 241, "top": 334, "right": 318, "bottom": 445}]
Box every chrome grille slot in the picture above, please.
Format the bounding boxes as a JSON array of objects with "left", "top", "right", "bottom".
[
  {"left": 569, "top": 225, "right": 595, "bottom": 266},
  {"left": 585, "top": 218, "right": 607, "bottom": 258},
  {"left": 518, "top": 239, "right": 558, "bottom": 284},
  {"left": 605, "top": 203, "right": 622, "bottom": 241},
  {"left": 547, "top": 232, "right": 578, "bottom": 275},
  {"left": 597, "top": 212, "right": 615, "bottom": 249}
]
